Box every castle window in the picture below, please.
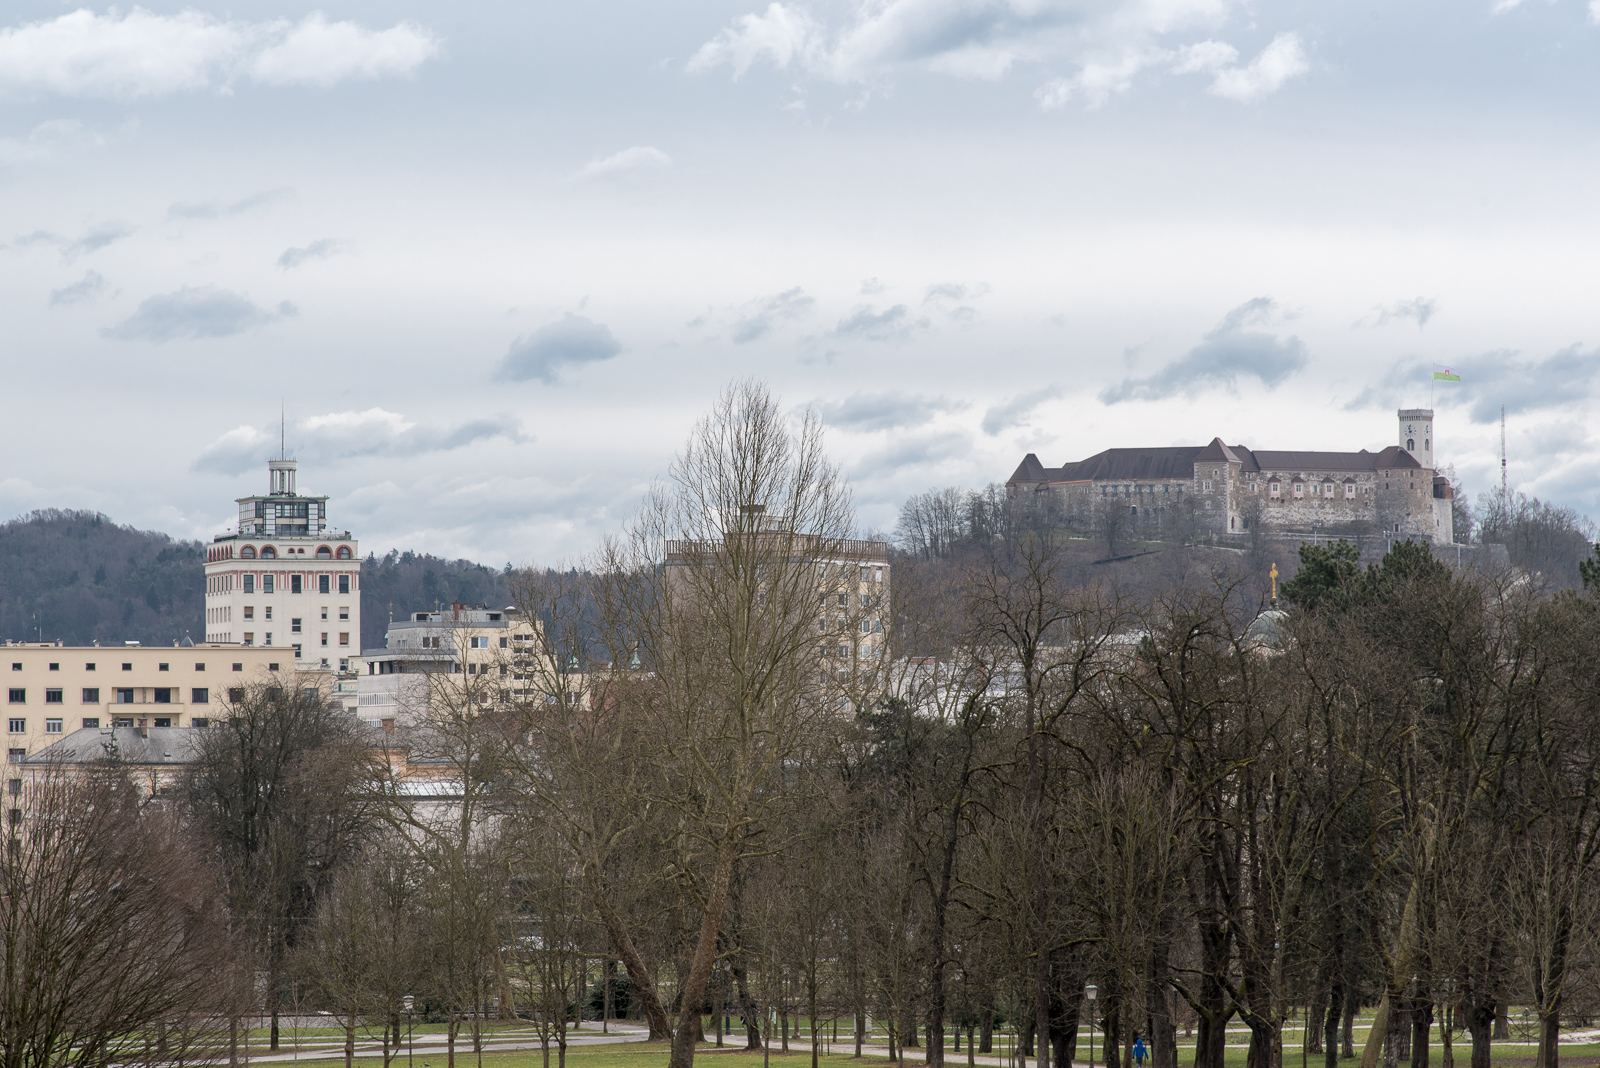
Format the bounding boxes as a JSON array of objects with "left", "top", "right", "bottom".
[
  {"left": 1270, "top": 482, "right": 1280, "bottom": 496},
  {"left": 1345, "top": 484, "right": 1355, "bottom": 498},
  {"left": 1293, "top": 483, "right": 1303, "bottom": 496}
]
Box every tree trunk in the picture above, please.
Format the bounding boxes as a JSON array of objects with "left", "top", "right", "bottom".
[
  {"left": 1466, "top": 1000, "right": 1493, "bottom": 1068},
  {"left": 1343, "top": 992, "right": 1357, "bottom": 1060},
  {"left": 734, "top": 956, "right": 763, "bottom": 1049},
  {"left": 584, "top": 864, "right": 673, "bottom": 1041},
  {"left": 345, "top": 1020, "right": 356, "bottom": 1068},
  {"left": 1324, "top": 984, "right": 1344, "bottom": 1068},
  {"left": 981, "top": 1004, "right": 994, "bottom": 1054},
  {"left": 1410, "top": 997, "right": 1433, "bottom": 1068}
]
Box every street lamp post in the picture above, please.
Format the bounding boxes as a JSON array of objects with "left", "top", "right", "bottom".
[
  {"left": 404, "top": 995, "right": 415, "bottom": 1068},
  {"left": 1085, "top": 985, "right": 1098, "bottom": 1068}
]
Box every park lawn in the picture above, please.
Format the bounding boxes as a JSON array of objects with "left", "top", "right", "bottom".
[{"left": 273, "top": 1045, "right": 896, "bottom": 1068}]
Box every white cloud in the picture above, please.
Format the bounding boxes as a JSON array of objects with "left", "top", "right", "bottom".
[
  {"left": 571, "top": 146, "right": 672, "bottom": 181},
  {"left": 1206, "top": 32, "right": 1307, "bottom": 101},
  {"left": 687, "top": 3, "right": 822, "bottom": 77},
  {"left": 0, "top": 9, "right": 439, "bottom": 100},
  {"left": 0, "top": 119, "right": 110, "bottom": 166},
  {"left": 693, "top": 0, "right": 1307, "bottom": 107},
  {"left": 249, "top": 14, "right": 439, "bottom": 88},
  {"left": 193, "top": 410, "right": 529, "bottom": 475}
]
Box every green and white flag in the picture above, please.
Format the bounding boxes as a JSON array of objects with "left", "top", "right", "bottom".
[{"left": 1433, "top": 363, "right": 1461, "bottom": 381}]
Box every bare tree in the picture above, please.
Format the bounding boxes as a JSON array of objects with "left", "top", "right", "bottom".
[{"left": 0, "top": 766, "right": 237, "bottom": 1068}]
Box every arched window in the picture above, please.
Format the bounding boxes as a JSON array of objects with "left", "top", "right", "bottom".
[
  {"left": 240, "top": 545, "right": 257, "bottom": 559},
  {"left": 1407, "top": 437, "right": 1415, "bottom": 451},
  {"left": 316, "top": 546, "right": 332, "bottom": 559},
  {"left": 336, "top": 546, "right": 352, "bottom": 560},
  {"left": 261, "top": 545, "right": 277, "bottom": 559}
]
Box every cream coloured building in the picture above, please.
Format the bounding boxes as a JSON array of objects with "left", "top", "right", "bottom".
[
  {"left": 203, "top": 457, "right": 361, "bottom": 674},
  {"left": 3, "top": 642, "right": 292, "bottom": 765}
]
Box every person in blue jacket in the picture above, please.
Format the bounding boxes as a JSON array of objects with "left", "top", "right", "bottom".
[{"left": 1132, "top": 1036, "right": 1148, "bottom": 1068}]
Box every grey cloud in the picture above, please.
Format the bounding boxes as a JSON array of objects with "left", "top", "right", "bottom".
[
  {"left": 1101, "top": 297, "right": 1307, "bottom": 403},
  {"left": 167, "top": 188, "right": 295, "bottom": 220},
  {"left": 834, "top": 303, "right": 922, "bottom": 341},
  {"left": 193, "top": 411, "right": 530, "bottom": 475},
  {"left": 16, "top": 220, "right": 136, "bottom": 261},
  {"left": 924, "top": 283, "right": 968, "bottom": 304},
  {"left": 1345, "top": 347, "right": 1600, "bottom": 423},
  {"left": 1371, "top": 297, "right": 1436, "bottom": 328},
  {"left": 731, "top": 287, "right": 814, "bottom": 343},
  {"left": 859, "top": 277, "right": 886, "bottom": 295},
  {"left": 495, "top": 314, "right": 622, "bottom": 383},
  {"left": 49, "top": 269, "right": 106, "bottom": 306},
  {"left": 819, "top": 393, "right": 963, "bottom": 432},
  {"left": 103, "top": 286, "right": 297, "bottom": 342},
  {"left": 1459, "top": 346, "right": 1600, "bottom": 423},
  {"left": 278, "top": 238, "right": 343, "bottom": 270},
  {"left": 852, "top": 431, "right": 973, "bottom": 483},
  {"left": 982, "top": 386, "right": 1063, "bottom": 436}
]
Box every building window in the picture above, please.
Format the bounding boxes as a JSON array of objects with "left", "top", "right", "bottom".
[
  {"left": 193, "top": 717, "right": 209, "bottom": 728},
  {"left": 158, "top": 663, "right": 169, "bottom": 672},
  {"left": 291, "top": 618, "right": 302, "bottom": 634},
  {"left": 192, "top": 688, "right": 209, "bottom": 704},
  {"left": 265, "top": 607, "right": 273, "bottom": 620},
  {"left": 1294, "top": 484, "right": 1304, "bottom": 496},
  {"left": 116, "top": 689, "right": 133, "bottom": 704},
  {"left": 48, "top": 663, "right": 58, "bottom": 672},
  {"left": 6, "top": 719, "right": 21, "bottom": 733},
  {"left": 470, "top": 637, "right": 489, "bottom": 649},
  {"left": 195, "top": 662, "right": 205, "bottom": 672},
  {"left": 241, "top": 546, "right": 257, "bottom": 559},
  {"left": 153, "top": 718, "right": 171, "bottom": 728},
  {"left": 337, "top": 546, "right": 352, "bottom": 559},
  {"left": 82, "top": 688, "right": 99, "bottom": 703},
  {"left": 339, "top": 607, "right": 349, "bottom": 620},
  {"left": 244, "top": 575, "right": 255, "bottom": 593},
  {"left": 154, "top": 688, "right": 173, "bottom": 704},
  {"left": 263, "top": 576, "right": 275, "bottom": 594},
  {"left": 44, "top": 689, "right": 62, "bottom": 704},
  {"left": 1202, "top": 480, "right": 1211, "bottom": 491},
  {"left": 338, "top": 575, "right": 350, "bottom": 594},
  {"left": 318, "top": 575, "right": 330, "bottom": 594},
  {"left": 45, "top": 719, "right": 61, "bottom": 734},
  {"left": 320, "top": 633, "right": 328, "bottom": 646},
  {"left": 243, "top": 633, "right": 255, "bottom": 646},
  {"left": 268, "top": 663, "right": 279, "bottom": 672},
  {"left": 6, "top": 692, "right": 21, "bottom": 706},
  {"left": 232, "top": 663, "right": 243, "bottom": 671},
  {"left": 82, "top": 717, "right": 99, "bottom": 729},
  {"left": 84, "top": 662, "right": 95, "bottom": 671},
  {"left": 122, "top": 663, "right": 132, "bottom": 671},
  {"left": 316, "top": 546, "right": 332, "bottom": 559},
  {"left": 291, "top": 575, "right": 303, "bottom": 594},
  {"left": 262, "top": 546, "right": 277, "bottom": 559},
  {"left": 6, "top": 750, "right": 21, "bottom": 764}
]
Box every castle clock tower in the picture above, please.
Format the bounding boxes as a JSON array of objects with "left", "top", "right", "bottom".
[{"left": 1398, "top": 408, "right": 1434, "bottom": 470}]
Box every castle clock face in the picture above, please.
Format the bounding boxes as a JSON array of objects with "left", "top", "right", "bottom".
[{"left": 1406, "top": 424, "right": 1415, "bottom": 434}]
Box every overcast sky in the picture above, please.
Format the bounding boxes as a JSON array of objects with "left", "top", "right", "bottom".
[{"left": 3, "top": 0, "right": 1598, "bottom": 563}]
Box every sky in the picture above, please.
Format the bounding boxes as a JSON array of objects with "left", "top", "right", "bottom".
[{"left": 3, "top": 0, "right": 1600, "bottom": 564}]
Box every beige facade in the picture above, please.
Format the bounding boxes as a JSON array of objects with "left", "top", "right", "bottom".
[
  {"left": 356, "top": 604, "right": 547, "bottom": 728},
  {"left": 203, "top": 457, "right": 361, "bottom": 674},
  {"left": 3, "top": 643, "right": 294, "bottom": 764}
]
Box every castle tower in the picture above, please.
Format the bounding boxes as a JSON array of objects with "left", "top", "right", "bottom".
[
  {"left": 202, "top": 457, "right": 361, "bottom": 676},
  {"left": 1398, "top": 408, "right": 1434, "bottom": 470}
]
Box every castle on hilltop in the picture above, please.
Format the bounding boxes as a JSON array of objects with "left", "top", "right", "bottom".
[{"left": 1006, "top": 408, "right": 1455, "bottom": 544}]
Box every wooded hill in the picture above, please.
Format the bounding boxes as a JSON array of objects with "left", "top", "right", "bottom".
[{"left": 0, "top": 510, "right": 510, "bottom": 650}]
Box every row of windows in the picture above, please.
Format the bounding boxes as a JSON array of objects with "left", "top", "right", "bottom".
[
  {"left": 12, "top": 661, "right": 241, "bottom": 673},
  {"left": 242, "top": 606, "right": 350, "bottom": 621},
  {"left": 8, "top": 687, "right": 212, "bottom": 707},
  {"left": 237, "top": 544, "right": 352, "bottom": 560},
  {"left": 823, "top": 592, "right": 883, "bottom": 608},
  {"left": 816, "top": 564, "right": 887, "bottom": 583},
  {"left": 6, "top": 714, "right": 210, "bottom": 744},
  {"left": 239, "top": 574, "right": 352, "bottom": 595}
]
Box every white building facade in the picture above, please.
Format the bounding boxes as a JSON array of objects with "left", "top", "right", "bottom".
[{"left": 203, "top": 458, "right": 361, "bottom": 675}]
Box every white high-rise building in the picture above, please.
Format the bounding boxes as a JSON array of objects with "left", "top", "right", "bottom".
[{"left": 203, "top": 457, "right": 361, "bottom": 674}]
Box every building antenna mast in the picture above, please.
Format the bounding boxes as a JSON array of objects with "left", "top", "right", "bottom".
[
  {"left": 1501, "top": 405, "right": 1508, "bottom": 501},
  {"left": 281, "top": 400, "right": 286, "bottom": 461}
]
